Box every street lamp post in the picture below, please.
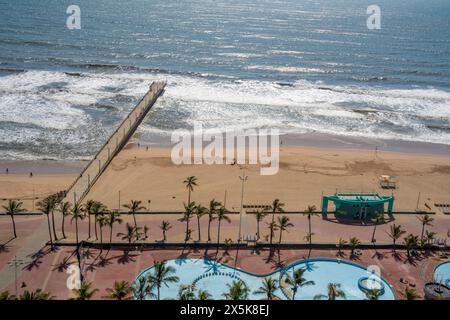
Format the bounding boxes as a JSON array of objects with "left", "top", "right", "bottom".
[
  {"left": 7, "top": 255, "right": 27, "bottom": 296},
  {"left": 238, "top": 171, "right": 248, "bottom": 242}
]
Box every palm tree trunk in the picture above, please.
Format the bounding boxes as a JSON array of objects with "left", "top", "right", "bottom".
[
  {"left": 185, "top": 218, "right": 190, "bottom": 242},
  {"left": 163, "top": 230, "right": 166, "bottom": 241},
  {"left": 10, "top": 214, "right": 17, "bottom": 238},
  {"left": 207, "top": 217, "right": 212, "bottom": 242},
  {"left": 421, "top": 224, "right": 425, "bottom": 240},
  {"left": 88, "top": 213, "right": 91, "bottom": 239},
  {"left": 75, "top": 217, "right": 79, "bottom": 244},
  {"left": 62, "top": 215, "right": 66, "bottom": 238},
  {"left": 197, "top": 216, "right": 201, "bottom": 241},
  {"left": 100, "top": 227, "right": 103, "bottom": 244},
  {"left": 256, "top": 220, "right": 260, "bottom": 240},
  {"left": 269, "top": 213, "right": 275, "bottom": 244},
  {"left": 217, "top": 220, "right": 221, "bottom": 245},
  {"left": 46, "top": 215, "right": 53, "bottom": 248},
  {"left": 157, "top": 286, "right": 160, "bottom": 300},
  {"left": 94, "top": 217, "right": 98, "bottom": 240},
  {"left": 371, "top": 223, "right": 378, "bottom": 243},
  {"left": 51, "top": 209, "right": 58, "bottom": 241},
  {"left": 279, "top": 229, "right": 283, "bottom": 244},
  {"left": 308, "top": 216, "right": 312, "bottom": 245},
  {"left": 109, "top": 225, "right": 113, "bottom": 244},
  {"left": 132, "top": 212, "right": 138, "bottom": 229}
]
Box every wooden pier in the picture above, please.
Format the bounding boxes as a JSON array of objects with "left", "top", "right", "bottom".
[{"left": 64, "top": 81, "right": 166, "bottom": 205}]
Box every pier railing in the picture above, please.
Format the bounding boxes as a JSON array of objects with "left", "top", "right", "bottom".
[{"left": 64, "top": 81, "right": 166, "bottom": 205}]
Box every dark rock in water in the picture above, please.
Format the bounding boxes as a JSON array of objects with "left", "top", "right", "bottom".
[{"left": 423, "top": 282, "right": 450, "bottom": 300}]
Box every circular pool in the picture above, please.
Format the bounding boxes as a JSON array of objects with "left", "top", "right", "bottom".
[
  {"left": 134, "top": 258, "right": 395, "bottom": 300},
  {"left": 434, "top": 261, "right": 450, "bottom": 286}
]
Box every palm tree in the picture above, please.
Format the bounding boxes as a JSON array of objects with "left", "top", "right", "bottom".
[
  {"left": 59, "top": 201, "right": 71, "bottom": 239},
  {"left": 402, "top": 287, "right": 418, "bottom": 300},
  {"left": 254, "top": 277, "right": 279, "bottom": 300},
  {"left": 349, "top": 237, "right": 361, "bottom": 256},
  {"left": 387, "top": 224, "right": 406, "bottom": 252},
  {"left": 123, "top": 200, "right": 145, "bottom": 235},
  {"left": 197, "top": 289, "right": 211, "bottom": 300},
  {"left": 403, "top": 234, "right": 419, "bottom": 260},
  {"left": 183, "top": 201, "right": 196, "bottom": 242},
  {"left": 97, "top": 214, "right": 108, "bottom": 245},
  {"left": 194, "top": 204, "right": 207, "bottom": 241},
  {"left": 85, "top": 199, "right": 96, "bottom": 239},
  {"left": 47, "top": 195, "right": 59, "bottom": 241},
  {"left": 417, "top": 214, "right": 434, "bottom": 241},
  {"left": 19, "top": 289, "right": 54, "bottom": 300},
  {"left": 254, "top": 209, "right": 268, "bottom": 240},
  {"left": 71, "top": 202, "right": 85, "bottom": 245},
  {"left": 146, "top": 261, "right": 179, "bottom": 300},
  {"left": 117, "top": 223, "right": 137, "bottom": 244},
  {"left": 160, "top": 220, "right": 172, "bottom": 241},
  {"left": 104, "top": 281, "right": 133, "bottom": 300},
  {"left": 2, "top": 199, "right": 26, "bottom": 238},
  {"left": 269, "top": 199, "right": 284, "bottom": 245},
  {"left": 133, "top": 277, "right": 154, "bottom": 300},
  {"left": 336, "top": 238, "right": 347, "bottom": 256},
  {"left": 303, "top": 205, "right": 318, "bottom": 246},
  {"left": 425, "top": 230, "right": 436, "bottom": 246},
  {"left": 276, "top": 215, "right": 294, "bottom": 244},
  {"left": 267, "top": 221, "right": 278, "bottom": 246},
  {"left": 37, "top": 198, "right": 54, "bottom": 248},
  {"left": 224, "top": 238, "right": 232, "bottom": 255},
  {"left": 70, "top": 281, "right": 98, "bottom": 300},
  {"left": 366, "top": 288, "right": 382, "bottom": 300},
  {"left": 223, "top": 280, "right": 250, "bottom": 300},
  {"left": 314, "top": 283, "right": 346, "bottom": 300},
  {"left": 371, "top": 211, "right": 384, "bottom": 243},
  {"left": 107, "top": 211, "right": 123, "bottom": 244},
  {"left": 91, "top": 201, "right": 106, "bottom": 240},
  {"left": 178, "top": 286, "right": 196, "bottom": 300},
  {"left": 207, "top": 199, "right": 220, "bottom": 242},
  {"left": 0, "top": 291, "right": 16, "bottom": 300},
  {"left": 284, "top": 268, "right": 315, "bottom": 300},
  {"left": 183, "top": 176, "right": 198, "bottom": 204},
  {"left": 216, "top": 206, "right": 231, "bottom": 245}
]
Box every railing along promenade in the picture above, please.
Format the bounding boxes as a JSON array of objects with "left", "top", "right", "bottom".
[{"left": 64, "top": 81, "right": 166, "bottom": 205}]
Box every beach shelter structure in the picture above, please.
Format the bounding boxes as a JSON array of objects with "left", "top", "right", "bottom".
[{"left": 322, "top": 193, "right": 394, "bottom": 220}]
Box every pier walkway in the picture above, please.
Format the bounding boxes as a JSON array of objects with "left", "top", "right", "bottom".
[{"left": 64, "top": 81, "right": 166, "bottom": 205}]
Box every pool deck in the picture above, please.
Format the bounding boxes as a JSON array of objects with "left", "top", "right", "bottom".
[
  {"left": 0, "top": 212, "right": 449, "bottom": 299},
  {"left": 0, "top": 213, "right": 448, "bottom": 299}
]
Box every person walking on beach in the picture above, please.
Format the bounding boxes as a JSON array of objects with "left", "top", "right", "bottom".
[
  {"left": 5, "top": 168, "right": 8, "bottom": 174},
  {"left": 29, "top": 172, "right": 33, "bottom": 178}
]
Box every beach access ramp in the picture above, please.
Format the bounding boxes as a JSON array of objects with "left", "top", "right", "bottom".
[{"left": 64, "top": 81, "right": 166, "bottom": 205}]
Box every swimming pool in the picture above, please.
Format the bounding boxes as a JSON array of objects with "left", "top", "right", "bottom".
[
  {"left": 434, "top": 261, "right": 450, "bottom": 287},
  {"left": 134, "top": 258, "right": 395, "bottom": 300}
]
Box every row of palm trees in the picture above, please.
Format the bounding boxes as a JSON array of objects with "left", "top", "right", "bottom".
[{"left": 1, "top": 174, "right": 437, "bottom": 249}]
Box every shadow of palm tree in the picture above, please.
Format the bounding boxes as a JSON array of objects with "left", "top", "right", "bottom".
[
  {"left": 117, "top": 250, "right": 138, "bottom": 264},
  {"left": 97, "top": 255, "right": 113, "bottom": 268},
  {"left": 52, "top": 255, "right": 74, "bottom": 272}
]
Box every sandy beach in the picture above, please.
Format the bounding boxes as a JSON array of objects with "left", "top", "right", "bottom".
[{"left": 1, "top": 138, "right": 450, "bottom": 215}]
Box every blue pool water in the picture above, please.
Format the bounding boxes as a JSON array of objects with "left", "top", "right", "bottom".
[
  {"left": 135, "top": 258, "right": 395, "bottom": 300},
  {"left": 434, "top": 261, "right": 450, "bottom": 287}
]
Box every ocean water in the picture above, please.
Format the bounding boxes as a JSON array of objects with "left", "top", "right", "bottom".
[{"left": 0, "top": 0, "right": 449, "bottom": 160}]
